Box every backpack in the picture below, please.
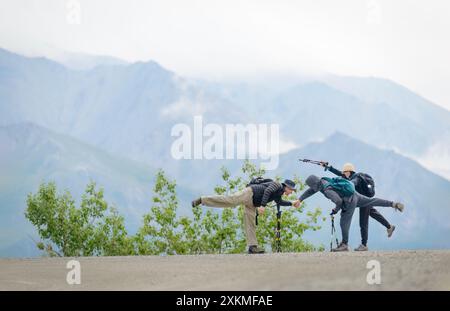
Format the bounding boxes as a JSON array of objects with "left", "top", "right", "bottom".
[
  {"left": 354, "top": 173, "right": 375, "bottom": 197},
  {"left": 246, "top": 177, "right": 274, "bottom": 187},
  {"left": 322, "top": 177, "right": 355, "bottom": 197}
]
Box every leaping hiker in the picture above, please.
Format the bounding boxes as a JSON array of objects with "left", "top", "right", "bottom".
[
  {"left": 192, "top": 178, "right": 297, "bottom": 254},
  {"left": 292, "top": 175, "right": 404, "bottom": 252},
  {"left": 320, "top": 162, "right": 396, "bottom": 251}
]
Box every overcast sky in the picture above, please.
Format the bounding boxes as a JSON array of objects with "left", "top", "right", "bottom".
[{"left": 1, "top": 0, "right": 449, "bottom": 110}]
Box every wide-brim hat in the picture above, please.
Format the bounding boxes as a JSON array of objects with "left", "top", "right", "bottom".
[{"left": 282, "top": 179, "right": 296, "bottom": 191}]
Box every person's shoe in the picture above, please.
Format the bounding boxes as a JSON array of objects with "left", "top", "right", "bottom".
[
  {"left": 191, "top": 197, "right": 202, "bottom": 207},
  {"left": 354, "top": 244, "right": 369, "bottom": 251},
  {"left": 387, "top": 225, "right": 396, "bottom": 238},
  {"left": 392, "top": 202, "right": 404, "bottom": 212},
  {"left": 248, "top": 245, "right": 265, "bottom": 254},
  {"left": 332, "top": 242, "right": 349, "bottom": 252}
]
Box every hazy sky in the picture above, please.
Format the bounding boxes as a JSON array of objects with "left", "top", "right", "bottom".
[{"left": 1, "top": 0, "right": 450, "bottom": 110}]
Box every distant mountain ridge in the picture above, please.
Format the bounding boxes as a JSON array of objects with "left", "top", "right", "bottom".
[{"left": 2, "top": 47, "right": 449, "bottom": 164}]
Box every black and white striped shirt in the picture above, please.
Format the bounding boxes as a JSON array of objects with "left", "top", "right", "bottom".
[{"left": 250, "top": 181, "right": 292, "bottom": 207}]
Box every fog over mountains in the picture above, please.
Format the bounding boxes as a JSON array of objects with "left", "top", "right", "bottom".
[{"left": 1, "top": 47, "right": 449, "bottom": 256}]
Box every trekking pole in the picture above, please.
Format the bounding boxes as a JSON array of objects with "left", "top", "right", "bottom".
[
  {"left": 298, "top": 158, "right": 329, "bottom": 167},
  {"left": 275, "top": 203, "right": 282, "bottom": 253},
  {"left": 330, "top": 215, "right": 339, "bottom": 252}
]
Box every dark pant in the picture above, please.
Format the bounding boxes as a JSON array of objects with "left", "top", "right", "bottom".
[
  {"left": 340, "top": 193, "right": 393, "bottom": 245},
  {"left": 359, "top": 207, "right": 391, "bottom": 246}
]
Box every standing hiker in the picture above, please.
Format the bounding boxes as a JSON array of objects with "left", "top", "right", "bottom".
[
  {"left": 293, "top": 175, "right": 404, "bottom": 252},
  {"left": 320, "top": 162, "right": 397, "bottom": 251},
  {"left": 192, "top": 179, "right": 297, "bottom": 254}
]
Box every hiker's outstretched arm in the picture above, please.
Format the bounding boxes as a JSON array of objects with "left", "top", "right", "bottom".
[
  {"left": 298, "top": 188, "right": 317, "bottom": 202},
  {"left": 276, "top": 198, "right": 292, "bottom": 206},
  {"left": 326, "top": 165, "right": 344, "bottom": 177},
  {"left": 260, "top": 183, "right": 279, "bottom": 207}
]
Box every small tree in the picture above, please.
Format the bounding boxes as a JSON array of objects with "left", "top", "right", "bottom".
[
  {"left": 25, "top": 181, "right": 133, "bottom": 257},
  {"left": 135, "top": 170, "right": 185, "bottom": 255},
  {"left": 178, "top": 204, "right": 205, "bottom": 254},
  {"left": 96, "top": 207, "right": 136, "bottom": 256}
]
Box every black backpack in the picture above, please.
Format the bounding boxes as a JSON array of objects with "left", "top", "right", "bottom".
[
  {"left": 354, "top": 173, "right": 375, "bottom": 197},
  {"left": 246, "top": 177, "right": 274, "bottom": 187}
]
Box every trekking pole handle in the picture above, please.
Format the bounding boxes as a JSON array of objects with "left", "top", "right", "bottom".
[{"left": 298, "top": 158, "right": 328, "bottom": 166}]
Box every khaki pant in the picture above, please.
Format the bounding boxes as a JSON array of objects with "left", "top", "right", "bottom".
[{"left": 201, "top": 187, "right": 257, "bottom": 247}]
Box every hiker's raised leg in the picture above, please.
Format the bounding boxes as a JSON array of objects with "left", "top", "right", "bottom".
[
  {"left": 201, "top": 187, "right": 253, "bottom": 208},
  {"left": 356, "top": 194, "right": 393, "bottom": 209},
  {"left": 369, "top": 207, "right": 391, "bottom": 229}
]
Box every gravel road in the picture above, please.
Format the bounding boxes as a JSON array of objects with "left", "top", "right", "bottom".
[{"left": 1, "top": 250, "right": 449, "bottom": 290}]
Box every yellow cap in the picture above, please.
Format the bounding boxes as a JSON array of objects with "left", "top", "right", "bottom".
[{"left": 342, "top": 163, "right": 355, "bottom": 172}]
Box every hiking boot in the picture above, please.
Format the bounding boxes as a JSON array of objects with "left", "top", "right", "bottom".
[
  {"left": 191, "top": 197, "right": 202, "bottom": 207},
  {"left": 332, "top": 242, "right": 349, "bottom": 252},
  {"left": 248, "top": 245, "right": 265, "bottom": 254},
  {"left": 392, "top": 202, "right": 404, "bottom": 212},
  {"left": 354, "top": 244, "right": 369, "bottom": 251},
  {"left": 387, "top": 225, "right": 396, "bottom": 238}
]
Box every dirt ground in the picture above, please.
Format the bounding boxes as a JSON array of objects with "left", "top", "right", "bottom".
[{"left": 1, "top": 250, "right": 449, "bottom": 290}]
